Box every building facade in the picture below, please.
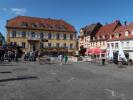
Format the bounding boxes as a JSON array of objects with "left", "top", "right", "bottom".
[
  {"left": 78, "top": 23, "right": 102, "bottom": 49},
  {"left": 6, "top": 16, "right": 77, "bottom": 55},
  {"left": 107, "top": 22, "right": 133, "bottom": 59},
  {"left": 91, "top": 20, "right": 121, "bottom": 50}
]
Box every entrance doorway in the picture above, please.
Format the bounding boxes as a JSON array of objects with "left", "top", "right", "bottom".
[
  {"left": 33, "top": 44, "right": 36, "bottom": 51},
  {"left": 30, "top": 44, "right": 36, "bottom": 51}
]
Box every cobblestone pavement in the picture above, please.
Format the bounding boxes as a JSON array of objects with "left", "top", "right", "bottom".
[{"left": 0, "top": 60, "right": 133, "bottom": 100}]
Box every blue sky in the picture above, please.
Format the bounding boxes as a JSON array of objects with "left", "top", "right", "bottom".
[{"left": 0, "top": 0, "right": 133, "bottom": 37}]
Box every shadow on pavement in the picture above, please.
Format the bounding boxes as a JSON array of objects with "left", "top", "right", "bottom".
[
  {"left": 0, "top": 76, "right": 38, "bottom": 83},
  {"left": 13, "top": 68, "right": 28, "bottom": 71},
  {"left": 0, "top": 71, "right": 12, "bottom": 74},
  {"left": 63, "top": 63, "right": 73, "bottom": 65}
]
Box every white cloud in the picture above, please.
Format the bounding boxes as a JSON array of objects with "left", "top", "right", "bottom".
[
  {"left": 2, "top": 8, "right": 8, "bottom": 11},
  {"left": 2, "top": 7, "right": 27, "bottom": 15},
  {"left": 10, "top": 8, "right": 27, "bottom": 15}
]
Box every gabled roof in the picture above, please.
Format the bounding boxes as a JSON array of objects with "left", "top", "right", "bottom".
[
  {"left": 94, "top": 20, "right": 121, "bottom": 41},
  {"left": 80, "top": 23, "right": 102, "bottom": 37},
  {"left": 107, "top": 22, "right": 133, "bottom": 41},
  {"left": 6, "top": 16, "right": 77, "bottom": 33}
]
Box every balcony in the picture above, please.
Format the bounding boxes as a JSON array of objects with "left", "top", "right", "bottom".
[{"left": 27, "top": 37, "right": 40, "bottom": 42}]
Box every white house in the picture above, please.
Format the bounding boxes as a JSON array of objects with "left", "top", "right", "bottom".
[{"left": 107, "top": 22, "right": 133, "bottom": 61}]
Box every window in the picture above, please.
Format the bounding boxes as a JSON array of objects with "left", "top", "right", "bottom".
[
  {"left": 56, "top": 43, "right": 60, "bottom": 47},
  {"left": 103, "top": 41, "right": 105, "bottom": 45},
  {"left": 40, "top": 33, "right": 44, "bottom": 39},
  {"left": 119, "top": 33, "right": 121, "bottom": 37},
  {"left": 112, "top": 34, "right": 114, "bottom": 38},
  {"left": 39, "top": 23, "right": 45, "bottom": 28},
  {"left": 132, "top": 31, "right": 133, "bottom": 35},
  {"left": 121, "top": 42, "right": 124, "bottom": 47},
  {"left": 48, "top": 33, "right": 52, "bottom": 39},
  {"left": 63, "top": 43, "right": 66, "bottom": 48},
  {"left": 125, "top": 31, "right": 129, "bottom": 36},
  {"left": 63, "top": 34, "right": 66, "bottom": 40},
  {"left": 22, "top": 42, "right": 26, "bottom": 48},
  {"left": 31, "top": 23, "right": 37, "bottom": 28},
  {"left": 107, "top": 43, "right": 110, "bottom": 48},
  {"left": 111, "top": 43, "right": 114, "bottom": 48},
  {"left": 127, "top": 42, "right": 129, "bottom": 47},
  {"left": 70, "top": 35, "right": 73, "bottom": 40},
  {"left": 105, "top": 35, "right": 107, "bottom": 38},
  {"left": 40, "top": 43, "right": 44, "bottom": 48},
  {"left": 31, "top": 32, "right": 35, "bottom": 38},
  {"left": 22, "top": 32, "right": 26, "bottom": 38},
  {"left": 56, "top": 33, "right": 60, "bottom": 39},
  {"left": 48, "top": 43, "right": 51, "bottom": 47},
  {"left": 70, "top": 43, "right": 73, "bottom": 49},
  {"left": 115, "top": 33, "right": 118, "bottom": 38},
  {"left": 99, "top": 36, "right": 102, "bottom": 39},
  {"left": 21, "top": 22, "right": 28, "bottom": 27},
  {"left": 12, "top": 31, "right": 16, "bottom": 38},
  {"left": 100, "top": 42, "right": 102, "bottom": 46},
  {"left": 49, "top": 26, "right": 53, "bottom": 29},
  {"left": 115, "top": 43, "right": 118, "bottom": 48}
]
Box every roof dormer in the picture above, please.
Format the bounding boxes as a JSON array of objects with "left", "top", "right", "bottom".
[{"left": 125, "top": 30, "right": 129, "bottom": 36}]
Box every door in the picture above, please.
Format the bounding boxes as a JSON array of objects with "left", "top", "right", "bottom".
[{"left": 33, "top": 44, "right": 36, "bottom": 51}]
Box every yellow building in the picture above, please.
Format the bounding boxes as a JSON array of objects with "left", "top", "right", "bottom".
[{"left": 6, "top": 16, "right": 77, "bottom": 55}]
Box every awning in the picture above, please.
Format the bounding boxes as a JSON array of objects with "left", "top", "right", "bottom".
[{"left": 85, "top": 48, "right": 106, "bottom": 55}]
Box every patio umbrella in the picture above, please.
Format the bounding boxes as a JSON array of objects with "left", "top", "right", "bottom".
[{"left": 86, "top": 48, "right": 102, "bottom": 55}]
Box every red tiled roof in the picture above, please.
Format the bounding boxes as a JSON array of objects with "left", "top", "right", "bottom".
[
  {"left": 94, "top": 20, "right": 121, "bottom": 41},
  {"left": 107, "top": 22, "right": 133, "bottom": 41},
  {"left": 6, "top": 16, "right": 76, "bottom": 33},
  {"left": 80, "top": 23, "right": 102, "bottom": 36}
]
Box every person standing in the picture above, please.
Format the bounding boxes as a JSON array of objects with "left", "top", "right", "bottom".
[
  {"left": 14, "top": 50, "right": 18, "bottom": 62},
  {"left": 64, "top": 55, "right": 68, "bottom": 64},
  {"left": 58, "top": 54, "right": 63, "bottom": 65},
  {"left": 50, "top": 55, "right": 54, "bottom": 64}
]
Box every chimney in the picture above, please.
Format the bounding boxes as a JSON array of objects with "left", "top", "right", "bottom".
[{"left": 124, "top": 21, "right": 127, "bottom": 25}]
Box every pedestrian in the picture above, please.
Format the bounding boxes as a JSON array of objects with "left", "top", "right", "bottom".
[
  {"left": 50, "top": 55, "right": 54, "bottom": 64},
  {"left": 118, "top": 55, "right": 123, "bottom": 68},
  {"left": 64, "top": 54, "right": 68, "bottom": 64},
  {"left": 58, "top": 54, "right": 63, "bottom": 65},
  {"left": 14, "top": 50, "right": 18, "bottom": 62}
]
